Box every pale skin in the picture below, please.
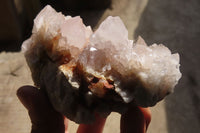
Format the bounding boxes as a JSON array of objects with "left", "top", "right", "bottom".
[{"left": 17, "top": 86, "right": 151, "bottom": 133}]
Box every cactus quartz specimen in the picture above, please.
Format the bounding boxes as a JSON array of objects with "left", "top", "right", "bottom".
[{"left": 22, "top": 5, "right": 182, "bottom": 123}]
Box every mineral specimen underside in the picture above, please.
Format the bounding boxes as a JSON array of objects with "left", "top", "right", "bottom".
[{"left": 22, "top": 5, "right": 182, "bottom": 123}]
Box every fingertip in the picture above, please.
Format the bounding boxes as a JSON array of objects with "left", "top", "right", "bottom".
[
  {"left": 17, "top": 85, "right": 39, "bottom": 98},
  {"left": 138, "top": 107, "right": 151, "bottom": 129},
  {"left": 17, "top": 85, "right": 39, "bottom": 110},
  {"left": 17, "top": 85, "right": 35, "bottom": 97}
]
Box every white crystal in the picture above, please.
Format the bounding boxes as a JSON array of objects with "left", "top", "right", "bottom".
[
  {"left": 22, "top": 5, "right": 182, "bottom": 123},
  {"left": 78, "top": 16, "right": 181, "bottom": 104},
  {"left": 22, "top": 5, "right": 92, "bottom": 58}
]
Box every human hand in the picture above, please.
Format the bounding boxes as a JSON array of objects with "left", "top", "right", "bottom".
[{"left": 17, "top": 86, "right": 151, "bottom": 133}]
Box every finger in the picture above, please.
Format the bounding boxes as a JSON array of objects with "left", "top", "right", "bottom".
[
  {"left": 120, "top": 105, "right": 151, "bottom": 133},
  {"left": 138, "top": 107, "right": 151, "bottom": 129},
  {"left": 17, "top": 85, "right": 65, "bottom": 133},
  {"left": 76, "top": 114, "right": 106, "bottom": 133},
  {"left": 64, "top": 117, "right": 69, "bottom": 133}
]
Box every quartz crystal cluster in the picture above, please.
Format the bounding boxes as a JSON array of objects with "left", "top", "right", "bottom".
[{"left": 22, "top": 5, "right": 182, "bottom": 123}]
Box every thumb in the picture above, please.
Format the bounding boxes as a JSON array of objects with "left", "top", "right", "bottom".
[
  {"left": 17, "top": 86, "right": 65, "bottom": 133},
  {"left": 120, "top": 105, "right": 151, "bottom": 133}
]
